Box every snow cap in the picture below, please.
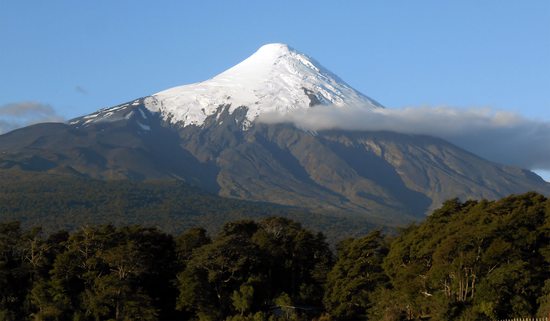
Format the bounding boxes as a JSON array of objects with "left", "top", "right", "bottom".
[{"left": 144, "top": 43, "right": 382, "bottom": 128}]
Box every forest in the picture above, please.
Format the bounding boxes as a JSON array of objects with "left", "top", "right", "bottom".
[
  {"left": 0, "top": 192, "right": 549, "bottom": 321},
  {"left": 0, "top": 172, "right": 379, "bottom": 244}
]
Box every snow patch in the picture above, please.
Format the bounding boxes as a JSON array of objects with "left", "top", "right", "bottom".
[
  {"left": 138, "top": 108, "right": 147, "bottom": 119},
  {"left": 137, "top": 121, "right": 150, "bottom": 131},
  {"left": 124, "top": 111, "right": 134, "bottom": 119}
]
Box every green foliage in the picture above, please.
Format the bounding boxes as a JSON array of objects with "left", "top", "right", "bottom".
[
  {"left": 323, "top": 231, "right": 389, "bottom": 320},
  {"left": 175, "top": 227, "right": 211, "bottom": 266},
  {"left": 0, "top": 172, "right": 383, "bottom": 245},
  {"left": 0, "top": 192, "right": 549, "bottom": 320},
  {"left": 232, "top": 284, "right": 255, "bottom": 315},
  {"left": 27, "top": 225, "right": 177, "bottom": 321},
  {"left": 537, "top": 280, "right": 550, "bottom": 317},
  {"left": 0, "top": 222, "right": 29, "bottom": 320},
  {"left": 177, "top": 218, "right": 332, "bottom": 320},
  {"left": 380, "top": 192, "right": 550, "bottom": 320},
  {"left": 0, "top": 173, "right": 306, "bottom": 236}
]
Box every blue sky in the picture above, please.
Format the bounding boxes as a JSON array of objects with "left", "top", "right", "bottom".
[{"left": 1, "top": 1, "right": 549, "bottom": 178}]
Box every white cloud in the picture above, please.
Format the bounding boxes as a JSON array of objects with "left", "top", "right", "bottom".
[
  {"left": 0, "top": 102, "right": 64, "bottom": 134},
  {"left": 258, "top": 105, "right": 550, "bottom": 171},
  {"left": 534, "top": 170, "right": 550, "bottom": 182}
]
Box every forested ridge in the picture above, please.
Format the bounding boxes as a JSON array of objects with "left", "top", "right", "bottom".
[
  {"left": 0, "top": 172, "right": 380, "bottom": 244},
  {"left": 0, "top": 192, "right": 549, "bottom": 320}
]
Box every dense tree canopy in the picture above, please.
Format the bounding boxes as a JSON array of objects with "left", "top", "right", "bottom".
[
  {"left": 176, "top": 218, "right": 332, "bottom": 320},
  {"left": 0, "top": 192, "right": 548, "bottom": 320},
  {"left": 323, "top": 231, "right": 389, "bottom": 320},
  {"left": 378, "top": 192, "right": 550, "bottom": 320}
]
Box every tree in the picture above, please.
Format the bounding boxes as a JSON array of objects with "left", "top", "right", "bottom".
[
  {"left": 36, "top": 225, "right": 176, "bottom": 321},
  {"left": 83, "top": 240, "right": 158, "bottom": 321},
  {"left": 176, "top": 218, "right": 332, "bottom": 320},
  {"left": 175, "top": 227, "right": 210, "bottom": 268},
  {"left": 232, "top": 284, "right": 255, "bottom": 316},
  {"left": 0, "top": 222, "right": 29, "bottom": 320},
  {"left": 379, "top": 193, "right": 550, "bottom": 320},
  {"left": 324, "top": 231, "right": 389, "bottom": 320},
  {"left": 177, "top": 229, "right": 264, "bottom": 319},
  {"left": 253, "top": 217, "right": 333, "bottom": 306}
]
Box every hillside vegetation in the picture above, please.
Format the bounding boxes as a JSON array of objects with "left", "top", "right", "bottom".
[{"left": 0, "top": 172, "right": 380, "bottom": 243}]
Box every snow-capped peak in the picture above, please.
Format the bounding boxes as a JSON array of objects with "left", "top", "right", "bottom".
[{"left": 144, "top": 43, "right": 382, "bottom": 129}]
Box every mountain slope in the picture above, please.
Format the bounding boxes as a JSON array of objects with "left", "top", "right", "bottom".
[
  {"left": 0, "top": 43, "right": 548, "bottom": 225},
  {"left": 1, "top": 103, "right": 548, "bottom": 225},
  {"left": 176, "top": 109, "right": 550, "bottom": 220}
]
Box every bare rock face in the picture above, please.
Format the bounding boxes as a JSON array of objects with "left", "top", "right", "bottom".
[{"left": 173, "top": 109, "right": 550, "bottom": 224}]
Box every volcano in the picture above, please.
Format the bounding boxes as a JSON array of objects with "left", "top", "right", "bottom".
[{"left": 1, "top": 43, "right": 548, "bottom": 225}]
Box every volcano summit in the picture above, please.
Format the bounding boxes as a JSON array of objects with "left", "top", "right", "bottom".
[{"left": 144, "top": 43, "right": 382, "bottom": 129}]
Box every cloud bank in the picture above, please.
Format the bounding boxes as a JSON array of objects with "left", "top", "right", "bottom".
[
  {"left": 0, "top": 102, "right": 64, "bottom": 134},
  {"left": 258, "top": 106, "right": 550, "bottom": 171}
]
